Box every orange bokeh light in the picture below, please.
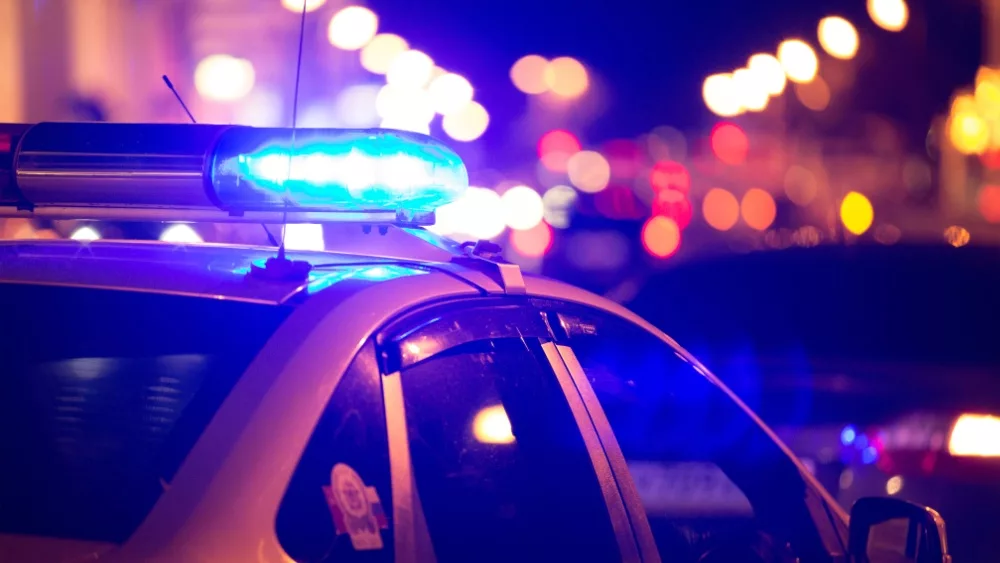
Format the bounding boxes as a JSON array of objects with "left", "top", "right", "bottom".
[
  {"left": 510, "top": 222, "right": 554, "bottom": 257},
  {"left": 702, "top": 188, "right": 740, "bottom": 231},
  {"left": 538, "top": 130, "right": 581, "bottom": 172},
  {"left": 641, "top": 215, "right": 681, "bottom": 258},
  {"left": 741, "top": 188, "right": 777, "bottom": 231},
  {"left": 978, "top": 185, "right": 1000, "bottom": 223},
  {"left": 711, "top": 122, "right": 749, "bottom": 166},
  {"left": 650, "top": 160, "right": 690, "bottom": 193}
]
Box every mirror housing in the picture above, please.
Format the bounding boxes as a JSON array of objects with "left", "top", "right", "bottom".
[{"left": 848, "top": 497, "right": 950, "bottom": 562}]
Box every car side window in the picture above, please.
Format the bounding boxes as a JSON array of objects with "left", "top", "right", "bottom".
[
  {"left": 276, "top": 341, "right": 393, "bottom": 563},
  {"left": 565, "top": 311, "right": 833, "bottom": 562}
]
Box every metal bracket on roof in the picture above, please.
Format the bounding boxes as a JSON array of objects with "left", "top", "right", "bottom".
[{"left": 451, "top": 240, "right": 526, "bottom": 294}]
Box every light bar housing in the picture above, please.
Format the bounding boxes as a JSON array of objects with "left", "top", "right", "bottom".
[{"left": 0, "top": 122, "right": 469, "bottom": 225}]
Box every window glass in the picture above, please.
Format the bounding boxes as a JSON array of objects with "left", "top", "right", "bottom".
[
  {"left": 276, "top": 342, "right": 393, "bottom": 563},
  {"left": 401, "top": 338, "right": 620, "bottom": 563},
  {"left": 0, "top": 284, "right": 290, "bottom": 543},
  {"left": 567, "top": 312, "right": 835, "bottom": 562}
]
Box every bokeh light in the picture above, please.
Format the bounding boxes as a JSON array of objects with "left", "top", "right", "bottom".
[
  {"left": 646, "top": 126, "right": 688, "bottom": 161},
  {"left": 777, "top": 39, "right": 819, "bottom": 84},
  {"left": 542, "top": 185, "right": 578, "bottom": 228},
  {"left": 977, "top": 185, "right": 1000, "bottom": 222},
  {"left": 429, "top": 186, "right": 505, "bottom": 240},
  {"left": 818, "top": 17, "right": 860, "bottom": 59},
  {"left": 732, "top": 68, "right": 769, "bottom": 112},
  {"left": 501, "top": 185, "right": 544, "bottom": 230},
  {"left": 442, "top": 100, "right": 489, "bottom": 142},
  {"left": 711, "top": 122, "right": 749, "bottom": 166},
  {"left": 510, "top": 222, "right": 554, "bottom": 257},
  {"left": 650, "top": 161, "right": 690, "bottom": 193},
  {"left": 840, "top": 191, "right": 874, "bottom": 235},
  {"left": 641, "top": 216, "right": 681, "bottom": 259},
  {"left": 949, "top": 110, "right": 990, "bottom": 155},
  {"left": 375, "top": 84, "right": 433, "bottom": 128},
  {"left": 327, "top": 6, "right": 378, "bottom": 50},
  {"left": 567, "top": 151, "right": 611, "bottom": 194},
  {"left": 70, "top": 225, "right": 101, "bottom": 241},
  {"left": 748, "top": 53, "right": 787, "bottom": 96},
  {"left": 334, "top": 83, "right": 381, "bottom": 127},
  {"left": 386, "top": 49, "right": 434, "bottom": 89},
  {"left": 510, "top": 55, "right": 549, "bottom": 95},
  {"left": 741, "top": 188, "right": 777, "bottom": 231},
  {"left": 702, "top": 188, "right": 740, "bottom": 231},
  {"left": 944, "top": 225, "right": 970, "bottom": 247},
  {"left": 885, "top": 475, "right": 904, "bottom": 496},
  {"left": 538, "top": 130, "right": 582, "bottom": 172},
  {"left": 544, "top": 57, "right": 589, "bottom": 99},
  {"left": 472, "top": 405, "right": 515, "bottom": 445},
  {"left": 427, "top": 73, "right": 474, "bottom": 116},
  {"left": 281, "top": 0, "right": 326, "bottom": 13},
  {"left": 703, "top": 73, "right": 744, "bottom": 117},
  {"left": 784, "top": 165, "right": 819, "bottom": 206},
  {"left": 868, "top": 0, "right": 909, "bottom": 32},
  {"left": 652, "top": 189, "right": 693, "bottom": 230},
  {"left": 160, "top": 224, "right": 203, "bottom": 244},
  {"left": 794, "top": 76, "right": 831, "bottom": 111},
  {"left": 194, "top": 54, "right": 255, "bottom": 102},
  {"left": 360, "top": 34, "right": 408, "bottom": 75}
]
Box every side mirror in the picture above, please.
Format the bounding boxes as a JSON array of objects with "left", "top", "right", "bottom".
[{"left": 848, "top": 497, "right": 951, "bottom": 563}]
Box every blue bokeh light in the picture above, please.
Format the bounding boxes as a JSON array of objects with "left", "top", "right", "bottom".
[{"left": 840, "top": 425, "right": 857, "bottom": 446}]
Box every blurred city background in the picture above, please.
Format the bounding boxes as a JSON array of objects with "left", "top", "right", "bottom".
[{"left": 3, "top": 0, "right": 1000, "bottom": 560}]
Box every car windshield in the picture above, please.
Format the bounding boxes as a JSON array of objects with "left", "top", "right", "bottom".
[{"left": 0, "top": 284, "right": 291, "bottom": 544}]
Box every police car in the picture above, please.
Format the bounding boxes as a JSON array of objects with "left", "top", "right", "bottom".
[{"left": 0, "top": 122, "right": 950, "bottom": 563}]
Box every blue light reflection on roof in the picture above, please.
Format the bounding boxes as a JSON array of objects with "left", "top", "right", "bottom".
[
  {"left": 210, "top": 129, "right": 469, "bottom": 214},
  {"left": 234, "top": 261, "right": 427, "bottom": 294}
]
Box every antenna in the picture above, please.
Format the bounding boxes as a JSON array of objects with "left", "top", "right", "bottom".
[
  {"left": 162, "top": 74, "right": 283, "bottom": 257},
  {"left": 162, "top": 75, "right": 197, "bottom": 124}
]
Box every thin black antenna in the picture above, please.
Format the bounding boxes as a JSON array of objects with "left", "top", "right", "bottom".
[
  {"left": 277, "top": 0, "right": 310, "bottom": 260},
  {"left": 162, "top": 75, "right": 197, "bottom": 124}
]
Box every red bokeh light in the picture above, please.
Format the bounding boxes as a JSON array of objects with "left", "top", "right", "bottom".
[
  {"left": 981, "top": 150, "right": 1000, "bottom": 169},
  {"left": 538, "top": 130, "right": 581, "bottom": 172},
  {"left": 650, "top": 160, "right": 690, "bottom": 193},
  {"left": 978, "top": 185, "right": 1000, "bottom": 223},
  {"left": 594, "top": 185, "right": 643, "bottom": 220},
  {"left": 641, "top": 215, "right": 681, "bottom": 259},
  {"left": 510, "top": 222, "right": 553, "bottom": 257},
  {"left": 652, "top": 189, "right": 693, "bottom": 230},
  {"left": 602, "top": 139, "right": 642, "bottom": 179},
  {"left": 710, "top": 122, "right": 749, "bottom": 166},
  {"left": 0, "top": 134, "right": 10, "bottom": 153}
]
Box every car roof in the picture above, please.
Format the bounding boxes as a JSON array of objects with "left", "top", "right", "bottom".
[{"left": 0, "top": 225, "right": 470, "bottom": 305}]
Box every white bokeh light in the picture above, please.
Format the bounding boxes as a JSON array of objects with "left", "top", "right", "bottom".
[
  {"left": 327, "top": 6, "right": 379, "bottom": 51},
  {"left": 194, "top": 54, "right": 255, "bottom": 102},
  {"left": 160, "top": 224, "right": 203, "bottom": 244},
  {"left": 427, "top": 73, "right": 474, "bottom": 116},
  {"left": 334, "top": 84, "right": 381, "bottom": 127},
  {"left": 442, "top": 101, "right": 489, "bottom": 142},
  {"left": 427, "top": 186, "right": 505, "bottom": 240},
  {"left": 70, "top": 226, "right": 101, "bottom": 241},
  {"left": 500, "top": 185, "right": 544, "bottom": 231},
  {"left": 361, "top": 33, "right": 409, "bottom": 75},
  {"left": 386, "top": 50, "right": 435, "bottom": 89}
]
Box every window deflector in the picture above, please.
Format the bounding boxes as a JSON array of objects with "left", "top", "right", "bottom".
[
  {"left": 554, "top": 344, "right": 662, "bottom": 563},
  {"left": 540, "top": 342, "right": 643, "bottom": 563},
  {"left": 382, "top": 371, "right": 436, "bottom": 563}
]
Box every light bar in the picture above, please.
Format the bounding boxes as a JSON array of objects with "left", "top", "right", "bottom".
[
  {"left": 948, "top": 413, "right": 1000, "bottom": 457},
  {"left": 1, "top": 122, "right": 469, "bottom": 225}
]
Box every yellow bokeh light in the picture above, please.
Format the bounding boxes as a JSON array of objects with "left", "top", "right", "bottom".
[
  {"left": 327, "top": 6, "right": 378, "bottom": 51},
  {"left": 975, "top": 71, "right": 1000, "bottom": 120},
  {"left": 885, "top": 475, "right": 904, "bottom": 496},
  {"left": 281, "top": 0, "right": 326, "bottom": 13},
  {"left": 511, "top": 55, "right": 549, "bottom": 95},
  {"left": 441, "top": 100, "right": 489, "bottom": 142},
  {"left": 360, "top": 33, "right": 408, "bottom": 75},
  {"left": 702, "top": 188, "right": 740, "bottom": 231},
  {"left": 949, "top": 112, "right": 990, "bottom": 155},
  {"left": 777, "top": 39, "right": 819, "bottom": 84},
  {"left": 702, "top": 73, "right": 744, "bottom": 117},
  {"left": 733, "top": 68, "right": 769, "bottom": 112},
  {"left": 567, "top": 151, "right": 611, "bottom": 193},
  {"left": 868, "top": 0, "right": 909, "bottom": 32},
  {"left": 740, "top": 188, "right": 777, "bottom": 231},
  {"left": 840, "top": 191, "right": 874, "bottom": 235},
  {"left": 473, "top": 404, "right": 515, "bottom": 445},
  {"left": 794, "top": 76, "right": 831, "bottom": 111},
  {"left": 944, "top": 225, "right": 970, "bottom": 248},
  {"left": 194, "top": 54, "right": 255, "bottom": 102},
  {"left": 818, "top": 16, "right": 859, "bottom": 59},
  {"left": 544, "top": 57, "right": 589, "bottom": 99},
  {"left": 386, "top": 49, "right": 434, "bottom": 89},
  {"left": 949, "top": 414, "right": 1000, "bottom": 457},
  {"left": 748, "top": 53, "right": 787, "bottom": 96}
]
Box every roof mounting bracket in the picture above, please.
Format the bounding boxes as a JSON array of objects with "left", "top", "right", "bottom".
[{"left": 451, "top": 240, "right": 526, "bottom": 294}]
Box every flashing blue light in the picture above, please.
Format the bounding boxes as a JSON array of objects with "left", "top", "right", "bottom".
[
  {"left": 840, "top": 425, "right": 857, "bottom": 446},
  {"left": 210, "top": 128, "right": 468, "bottom": 217},
  {"left": 861, "top": 446, "right": 879, "bottom": 465},
  {"left": 855, "top": 434, "right": 870, "bottom": 449}
]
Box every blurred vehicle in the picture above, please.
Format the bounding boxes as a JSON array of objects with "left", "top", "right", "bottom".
[
  {"left": 628, "top": 243, "right": 999, "bottom": 562},
  {"left": 0, "top": 122, "right": 947, "bottom": 563}
]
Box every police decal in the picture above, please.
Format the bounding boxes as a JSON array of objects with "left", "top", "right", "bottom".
[{"left": 322, "top": 463, "right": 389, "bottom": 550}]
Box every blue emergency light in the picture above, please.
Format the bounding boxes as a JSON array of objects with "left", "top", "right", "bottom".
[{"left": 0, "top": 122, "right": 468, "bottom": 226}]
